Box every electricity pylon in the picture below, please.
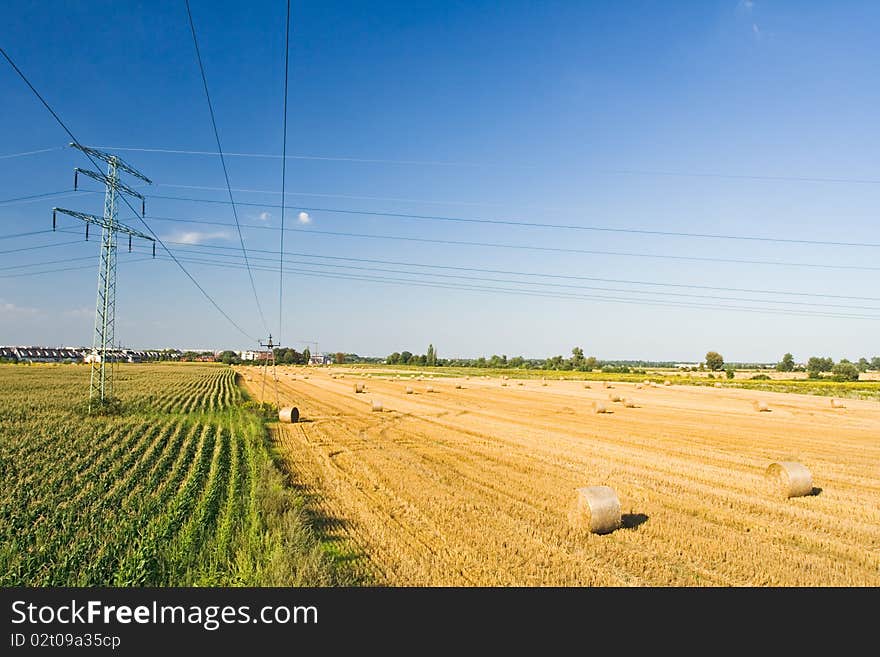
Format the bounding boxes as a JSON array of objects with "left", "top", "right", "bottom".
[
  {"left": 259, "top": 334, "right": 280, "bottom": 408},
  {"left": 53, "top": 143, "right": 154, "bottom": 411}
]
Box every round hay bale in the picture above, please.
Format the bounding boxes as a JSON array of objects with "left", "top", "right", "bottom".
[
  {"left": 592, "top": 401, "right": 607, "bottom": 414},
  {"left": 714, "top": 382, "right": 723, "bottom": 388},
  {"left": 663, "top": 380, "right": 671, "bottom": 386},
  {"left": 541, "top": 381, "right": 548, "bottom": 387},
  {"left": 302, "top": 375, "right": 309, "bottom": 380},
  {"left": 623, "top": 398, "right": 638, "bottom": 408},
  {"left": 608, "top": 393, "right": 622, "bottom": 402},
  {"left": 517, "top": 381, "right": 524, "bottom": 386},
  {"left": 278, "top": 407, "right": 299, "bottom": 423},
  {"left": 455, "top": 384, "right": 462, "bottom": 389},
  {"left": 643, "top": 379, "right": 650, "bottom": 385},
  {"left": 635, "top": 383, "right": 643, "bottom": 389},
  {"left": 405, "top": 387, "right": 414, "bottom": 394},
  {"left": 568, "top": 486, "right": 621, "bottom": 534},
  {"left": 501, "top": 382, "right": 508, "bottom": 387},
  {"left": 426, "top": 386, "right": 434, "bottom": 393},
  {"left": 583, "top": 383, "right": 592, "bottom": 389},
  {"left": 753, "top": 400, "right": 770, "bottom": 412},
  {"left": 465, "top": 376, "right": 470, "bottom": 380},
  {"left": 354, "top": 383, "right": 365, "bottom": 393},
  {"left": 371, "top": 399, "right": 383, "bottom": 412},
  {"left": 830, "top": 398, "right": 846, "bottom": 409},
  {"left": 766, "top": 461, "right": 813, "bottom": 498}
]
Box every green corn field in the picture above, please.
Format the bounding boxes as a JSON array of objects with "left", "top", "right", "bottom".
[{"left": 0, "top": 363, "right": 348, "bottom": 586}]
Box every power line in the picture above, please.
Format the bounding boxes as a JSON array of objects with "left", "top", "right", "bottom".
[
  {"left": 7, "top": 227, "right": 877, "bottom": 302},
  {"left": 0, "top": 259, "right": 151, "bottom": 279},
  {"left": 136, "top": 213, "right": 880, "bottom": 272},
  {"left": 154, "top": 181, "right": 508, "bottom": 209},
  {"left": 122, "top": 251, "right": 880, "bottom": 321},
  {"left": 0, "top": 254, "right": 94, "bottom": 271},
  {"left": 166, "top": 242, "right": 880, "bottom": 302},
  {"left": 278, "top": 0, "right": 292, "bottom": 342},
  {"left": 0, "top": 190, "right": 85, "bottom": 205},
  {"left": 184, "top": 0, "right": 269, "bottom": 334},
  {"left": 11, "top": 187, "right": 878, "bottom": 249},
  {"left": 0, "top": 44, "right": 258, "bottom": 342},
  {"left": 0, "top": 229, "right": 59, "bottom": 241},
  {"left": 143, "top": 193, "right": 880, "bottom": 249},
  {"left": 131, "top": 246, "right": 880, "bottom": 313},
  {"left": 89, "top": 145, "right": 880, "bottom": 184},
  {"left": 7, "top": 238, "right": 877, "bottom": 318},
  {"left": 93, "top": 145, "right": 530, "bottom": 169},
  {"left": 0, "top": 239, "right": 83, "bottom": 255},
  {"left": 0, "top": 146, "right": 63, "bottom": 160}
]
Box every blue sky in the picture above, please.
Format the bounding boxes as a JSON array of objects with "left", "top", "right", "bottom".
[{"left": 1, "top": 0, "right": 878, "bottom": 361}]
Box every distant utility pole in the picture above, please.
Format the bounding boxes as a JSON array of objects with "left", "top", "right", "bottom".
[
  {"left": 53, "top": 143, "right": 154, "bottom": 411},
  {"left": 259, "top": 333, "right": 280, "bottom": 408},
  {"left": 299, "top": 340, "right": 319, "bottom": 364}
]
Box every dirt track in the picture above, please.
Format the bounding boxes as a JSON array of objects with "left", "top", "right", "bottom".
[{"left": 242, "top": 367, "right": 880, "bottom": 586}]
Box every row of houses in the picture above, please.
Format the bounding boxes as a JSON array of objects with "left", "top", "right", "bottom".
[
  {"left": 0, "top": 346, "right": 180, "bottom": 363},
  {"left": 1, "top": 345, "right": 333, "bottom": 365}
]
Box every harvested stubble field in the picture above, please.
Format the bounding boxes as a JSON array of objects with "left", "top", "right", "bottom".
[{"left": 246, "top": 366, "right": 880, "bottom": 586}]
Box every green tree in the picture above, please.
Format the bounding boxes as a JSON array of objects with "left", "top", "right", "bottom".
[
  {"left": 509, "top": 356, "right": 525, "bottom": 368},
  {"left": 725, "top": 368, "right": 735, "bottom": 379},
  {"left": 807, "top": 356, "right": 834, "bottom": 378},
  {"left": 335, "top": 352, "right": 345, "bottom": 365},
  {"left": 387, "top": 352, "right": 401, "bottom": 365},
  {"left": 871, "top": 356, "right": 880, "bottom": 371},
  {"left": 705, "top": 351, "right": 724, "bottom": 371},
  {"left": 584, "top": 356, "right": 599, "bottom": 371},
  {"left": 570, "top": 346, "right": 584, "bottom": 369},
  {"left": 218, "top": 350, "right": 240, "bottom": 365},
  {"left": 832, "top": 360, "right": 860, "bottom": 382},
  {"left": 426, "top": 344, "right": 435, "bottom": 367},
  {"left": 776, "top": 353, "right": 795, "bottom": 372},
  {"left": 400, "top": 350, "right": 412, "bottom": 364},
  {"left": 856, "top": 357, "right": 869, "bottom": 372},
  {"left": 303, "top": 347, "right": 311, "bottom": 363}
]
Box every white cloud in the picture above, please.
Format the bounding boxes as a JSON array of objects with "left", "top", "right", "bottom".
[
  {"left": 166, "top": 230, "right": 232, "bottom": 245},
  {"left": 297, "top": 211, "right": 311, "bottom": 224},
  {"left": 258, "top": 211, "right": 271, "bottom": 221},
  {"left": 740, "top": 0, "right": 754, "bottom": 10},
  {"left": 752, "top": 23, "right": 761, "bottom": 37},
  {"left": 0, "top": 300, "right": 39, "bottom": 316}
]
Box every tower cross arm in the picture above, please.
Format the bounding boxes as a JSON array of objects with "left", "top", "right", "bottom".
[
  {"left": 74, "top": 167, "right": 145, "bottom": 200},
  {"left": 69, "top": 142, "right": 152, "bottom": 184},
  {"left": 53, "top": 207, "right": 155, "bottom": 243}
]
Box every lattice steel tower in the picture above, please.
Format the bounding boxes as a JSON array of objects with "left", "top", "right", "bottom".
[{"left": 53, "top": 143, "right": 154, "bottom": 411}]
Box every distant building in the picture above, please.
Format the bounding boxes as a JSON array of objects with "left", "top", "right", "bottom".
[
  {"left": 309, "top": 353, "right": 331, "bottom": 366},
  {"left": 0, "top": 346, "right": 177, "bottom": 364},
  {"left": 239, "top": 350, "right": 261, "bottom": 361}
]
